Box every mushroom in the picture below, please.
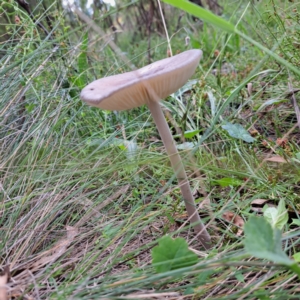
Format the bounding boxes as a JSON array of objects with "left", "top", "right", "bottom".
[{"left": 80, "top": 49, "right": 211, "bottom": 249}]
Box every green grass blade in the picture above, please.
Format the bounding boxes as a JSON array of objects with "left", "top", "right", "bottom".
[
  {"left": 236, "top": 29, "right": 300, "bottom": 76},
  {"left": 162, "top": 0, "right": 235, "bottom": 33},
  {"left": 163, "top": 0, "right": 300, "bottom": 77}
]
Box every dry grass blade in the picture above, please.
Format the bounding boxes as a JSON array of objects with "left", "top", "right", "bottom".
[
  {"left": 120, "top": 292, "right": 181, "bottom": 299},
  {"left": 1, "top": 0, "right": 300, "bottom": 298},
  {"left": 8, "top": 226, "right": 78, "bottom": 298},
  {"left": 264, "top": 155, "right": 287, "bottom": 163},
  {"left": 76, "top": 185, "right": 130, "bottom": 227},
  {"left": 30, "top": 226, "right": 78, "bottom": 271},
  {"left": 13, "top": 226, "right": 78, "bottom": 282}
]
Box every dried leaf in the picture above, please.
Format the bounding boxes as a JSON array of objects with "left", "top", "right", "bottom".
[
  {"left": 251, "top": 199, "right": 277, "bottom": 213},
  {"left": 264, "top": 156, "right": 287, "bottom": 163},
  {"left": 198, "top": 197, "right": 211, "bottom": 210},
  {"left": 249, "top": 128, "right": 259, "bottom": 136},
  {"left": 276, "top": 138, "right": 288, "bottom": 148},
  {"left": 251, "top": 199, "right": 269, "bottom": 206},
  {"left": 223, "top": 211, "right": 244, "bottom": 236}
]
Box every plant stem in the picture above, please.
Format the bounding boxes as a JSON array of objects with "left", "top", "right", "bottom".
[{"left": 147, "top": 100, "right": 211, "bottom": 249}]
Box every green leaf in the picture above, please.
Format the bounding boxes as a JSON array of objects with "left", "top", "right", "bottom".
[
  {"left": 291, "top": 219, "right": 300, "bottom": 226},
  {"left": 151, "top": 236, "right": 199, "bottom": 273},
  {"left": 213, "top": 177, "right": 243, "bottom": 187},
  {"left": 183, "top": 130, "right": 201, "bottom": 139},
  {"left": 174, "top": 129, "right": 201, "bottom": 140},
  {"left": 163, "top": 1, "right": 300, "bottom": 77},
  {"left": 244, "top": 216, "right": 292, "bottom": 266},
  {"left": 235, "top": 272, "right": 245, "bottom": 283},
  {"left": 235, "top": 29, "right": 300, "bottom": 77},
  {"left": 222, "top": 122, "right": 255, "bottom": 143},
  {"left": 263, "top": 199, "right": 288, "bottom": 230},
  {"left": 75, "top": 32, "right": 89, "bottom": 89},
  {"left": 25, "top": 103, "right": 35, "bottom": 113},
  {"left": 162, "top": 0, "right": 235, "bottom": 33},
  {"left": 293, "top": 252, "right": 300, "bottom": 263},
  {"left": 190, "top": 36, "right": 201, "bottom": 49},
  {"left": 183, "top": 287, "right": 194, "bottom": 295},
  {"left": 253, "top": 289, "right": 271, "bottom": 300},
  {"left": 197, "top": 269, "right": 215, "bottom": 284}
]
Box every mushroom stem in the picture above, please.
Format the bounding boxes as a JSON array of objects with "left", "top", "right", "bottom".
[{"left": 147, "top": 100, "right": 211, "bottom": 249}]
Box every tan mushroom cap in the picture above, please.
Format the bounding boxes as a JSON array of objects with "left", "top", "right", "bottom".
[{"left": 80, "top": 49, "right": 202, "bottom": 111}]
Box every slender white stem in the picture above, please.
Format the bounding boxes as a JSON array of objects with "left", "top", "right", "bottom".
[
  {"left": 147, "top": 100, "right": 211, "bottom": 249},
  {"left": 157, "top": 0, "right": 172, "bottom": 56}
]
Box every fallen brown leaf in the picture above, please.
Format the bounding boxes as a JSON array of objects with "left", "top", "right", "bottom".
[
  {"left": 222, "top": 211, "right": 244, "bottom": 236},
  {"left": 251, "top": 199, "right": 269, "bottom": 206},
  {"left": 264, "top": 155, "right": 287, "bottom": 163},
  {"left": 276, "top": 138, "right": 288, "bottom": 148},
  {"left": 250, "top": 199, "right": 276, "bottom": 213}
]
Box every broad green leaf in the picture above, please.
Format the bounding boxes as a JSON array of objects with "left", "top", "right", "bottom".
[
  {"left": 244, "top": 216, "right": 292, "bottom": 266},
  {"left": 291, "top": 219, "right": 300, "bottom": 227},
  {"left": 222, "top": 122, "right": 255, "bottom": 143},
  {"left": 152, "top": 236, "right": 199, "bottom": 273},
  {"left": 293, "top": 253, "right": 300, "bottom": 263},
  {"left": 289, "top": 263, "right": 300, "bottom": 278},
  {"left": 263, "top": 207, "right": 280, "bottom": 226},
  {"left": 263, "top": 199, "right": 288, "bottom": 230}
]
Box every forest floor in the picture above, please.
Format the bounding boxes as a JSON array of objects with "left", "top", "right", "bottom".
[{"left": 1, "top": 0, "right": 300, "bottom": 299}]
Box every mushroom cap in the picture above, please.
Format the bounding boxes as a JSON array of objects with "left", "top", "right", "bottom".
[{"left": 80, "top": 49, "right": 202, "bottom": 111}]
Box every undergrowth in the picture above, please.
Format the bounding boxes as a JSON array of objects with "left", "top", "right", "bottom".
[{"left": 0, "top": 0, "right": 300, "bottom": 299}]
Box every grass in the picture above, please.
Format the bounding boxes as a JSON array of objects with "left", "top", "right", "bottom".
[{"left": 1, "top": 0, "right": 300, "bottom": 298}]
